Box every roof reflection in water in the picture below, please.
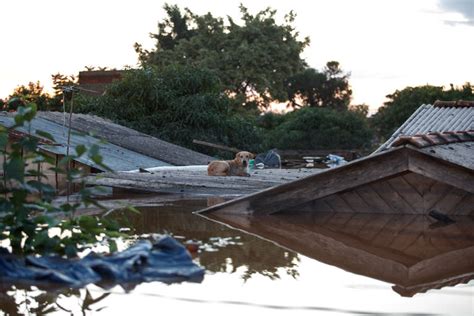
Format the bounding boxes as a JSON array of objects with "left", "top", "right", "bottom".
[
  {"left": 110, "top": 199, "right": 300, "bottom": 281},
  {"left": 202, "top": 210, "right": 474, "bottom": 297}
]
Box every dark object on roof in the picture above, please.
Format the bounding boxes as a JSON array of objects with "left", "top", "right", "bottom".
[
  {"left": 254, "top": 149, "right": 281, "bottom": 168},
  {"left": 0, "top": 236, "right": 204, "bottom": 290},
  {"left": 428, "top": 210, "right": 455, "bottom": 224},
  {"left": 37, "top": 112, "right": 213, "bottom": 166},
  {"left": 374, "top": 101, "right": 474, "bottom": 153}
]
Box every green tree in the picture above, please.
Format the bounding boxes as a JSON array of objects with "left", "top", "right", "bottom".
[
  {"left": 136, "top": 4, "right": 309, "bottom": 110},
  {"left": 5, "top": 81, "right": 52, "bottom": 111},
  {"left": 371, "top": 83, "right": 474, "bottom": 140},
  {"left": 286, "top": 61, "right": 352, "bottom": 110},
  {"left": 263, "top": 107, "right": 373, "bottom": 150},
  {"left": 49, "top": 73, "right": 77, "bottom": 109},
  {"left": 77, "top": 66, "right": 262, "bottom": 156}
]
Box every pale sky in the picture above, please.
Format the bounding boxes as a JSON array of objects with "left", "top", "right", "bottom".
[{"left": 0, "top": 0, "right": 473, "bottom": 113}]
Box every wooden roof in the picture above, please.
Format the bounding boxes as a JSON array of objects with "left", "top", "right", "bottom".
[
  {"left": 85, "top": 167, "right": 323, "bottom": 197},
  {"left": 200, "top": 143, "right": 474, "bottom": 215},
  {"left": 201, "top": 211, "right": 474, "bottom": 297},
  {"left": 37, "top": 112, "right": 214, "bottom": 166}
]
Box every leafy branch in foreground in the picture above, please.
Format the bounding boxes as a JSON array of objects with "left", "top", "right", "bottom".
[{"left": 0, "top": 102, "right": 132, "bottom": 257}]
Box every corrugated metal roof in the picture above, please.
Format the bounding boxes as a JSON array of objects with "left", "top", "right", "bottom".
[
  {"left": 374, "top": 104, "right": 474, "bottom": 153},
  {"left": 0, "top": 113, "right": 170, "bottom": 171},
  {"left": 37, "top": 112, "right": 214, "bottom": 166}
]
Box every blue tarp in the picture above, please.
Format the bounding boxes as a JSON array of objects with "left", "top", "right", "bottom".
[{"left": 0, "top": 236, "right": 204, "bottom": 289}]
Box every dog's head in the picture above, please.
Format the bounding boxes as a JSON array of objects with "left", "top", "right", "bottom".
[{"left": 235, "top": 151, "right": 254, "bottom": 168}]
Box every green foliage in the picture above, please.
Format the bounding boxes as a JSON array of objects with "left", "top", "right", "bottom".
[
  {"left": 76, "top": 66, "right": 262, "bottom": 156},
  {"left": 286, "top": 62, "right": 352, "bottom": 111},
  {"left": 371, "top": 83, "right": 474, "bottom": 140},
  {"left": 262, "top": 107, "right": 373, "bottom": 150},
  {"left": 136, "top": 4, "right": 309, "bottom": 109},
  {"left": 0, "top": 102, "right": 128, "bottom": 257},
  {"left": 3, "top": 74, "right": 77, "bottom": 112},
  {"left": 48, "top": 73, "right": 77, "bottom": 109},
  {"left": 4, "top": 82, "right": 52, "bottom": 111}
]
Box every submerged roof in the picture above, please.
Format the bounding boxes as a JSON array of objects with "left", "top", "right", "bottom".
[
  {"left": 0, "top": 112, "right": 170, "bottom": 172},
  {"left": 37, "top": 112, "right": 213, "bottom": 166},
  {"left": 374, "top": 101, "right": 474, "bottom": 153},
  {"left": 200, "top": 142, "right": 474, "bottom": 216}
]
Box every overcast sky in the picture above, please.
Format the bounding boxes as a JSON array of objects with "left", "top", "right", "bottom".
[{"left": 0, "top": 0, "right": 473, "bottom": 113}]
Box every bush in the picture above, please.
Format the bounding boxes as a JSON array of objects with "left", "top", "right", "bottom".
[
  {"left": 0, "top": 102, "right": 129, "bottom": 257},
  {"left": 263, "top": 107, "right": 372, "bottom": 150},
  {"left": 77, "top": 66, "right": 262, "bottom": 157}
]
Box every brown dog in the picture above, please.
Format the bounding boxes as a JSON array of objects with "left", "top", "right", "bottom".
[{"left": 207, "top": 151, "right": 254, "bottom": 177}]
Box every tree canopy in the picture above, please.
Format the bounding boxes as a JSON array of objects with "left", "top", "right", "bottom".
[
  {"left": 76, "top": 66, "right": 262, "bottom": 156},
  {"left": 261, "top": 107, "right": 373, "bottom": 150},
  {"left": 285, "top": 61, "right": 352, "bottom": 111},
  {"left": 371, "top": 83, "right": 474, "bottom": 139},
  {"left": 135, "top": 4, "right": 309, "bottom": 109}
]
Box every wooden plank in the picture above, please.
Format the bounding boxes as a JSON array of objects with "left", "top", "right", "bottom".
[
  {"left": 430, "top": 187, "right": 469, "bottom": 215},
  {"left": 369, "top": 181, "right": 417, "bottom": 214},
  {"left": 247, "top": 147, "right": 409, "bottom": 215},
  {"left": 387, "top": 176, "right": 425, "bottom": 213},
  {"left": 450, "top": 194, "right": 474, "bottom": 216},
  {"left": 353, "top": 185, "right": 393, "bottom": 214},
  {"left": 423, "top": 182, "right": 453, "bottom": 212},
  {"left": 408, "top": 149, "right": 474, "bottom": 193},
  {"left": 339, "top": 190, "right": 372, "bottom": 213},
  {"left": 402, "top": 173, "right": 435, "bottom": 197},
  {"left": 322, "top": 194, "right": 355, "bottom": 213},
  {"left": 192, "top": 139, "right": 242, "bottom": 153}
]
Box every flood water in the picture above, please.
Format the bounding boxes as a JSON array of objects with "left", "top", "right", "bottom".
[{"left": 1, "top": 198, "right": 473, "bottom": 315}]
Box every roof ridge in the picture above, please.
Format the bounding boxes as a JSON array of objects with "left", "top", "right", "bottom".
[
  {"left": 392, "top": 130, "right": 474, "bottom": 148},
  {"left": 433, "top": 100, "right": 474, "bottom": 108}
]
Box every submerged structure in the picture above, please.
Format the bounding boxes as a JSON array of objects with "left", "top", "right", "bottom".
[{"left": 201, "top": 101, "right": 474, "bottom": 215}]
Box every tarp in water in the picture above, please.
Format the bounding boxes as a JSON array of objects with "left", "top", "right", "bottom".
[{"left": 0, "top": 235, "right": 204, "bottom": 289}]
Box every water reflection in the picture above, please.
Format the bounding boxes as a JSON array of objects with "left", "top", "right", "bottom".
[
  {"left": 109, "top": 199, "right": 300, "bottom": 281},
  {"left": 203, "top": 210, "right": 474, "bottom": 297},
  {"left": 0, "top": 284, "right": 108, "bottom": 315}
]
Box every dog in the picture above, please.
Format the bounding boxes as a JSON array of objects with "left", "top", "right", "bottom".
[{"left": 207, "top": 151, "right": 254, "bottom": 177}]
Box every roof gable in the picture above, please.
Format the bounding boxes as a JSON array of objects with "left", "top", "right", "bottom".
[{"left": 200, "top": 145, "right": 474, "bottom": 215}]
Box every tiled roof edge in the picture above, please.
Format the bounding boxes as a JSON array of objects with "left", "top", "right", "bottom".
[
  {"left": 392, "top": 130, "right": 474, "bottom": 148},
  {"left": 433, "top": 100, "right": 474, "bottom": 108}
]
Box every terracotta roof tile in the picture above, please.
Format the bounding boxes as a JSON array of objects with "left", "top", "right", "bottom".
[
  {"left": 433, "top": 100, "right": 474, "bottom": 108},
  {"left": 392, "top": 130, "right": 474, "bottom": 148}
]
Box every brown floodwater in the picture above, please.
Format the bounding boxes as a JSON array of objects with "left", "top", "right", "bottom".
[{"left": 1, "top": 198, "right": 473, "bottom": 315}]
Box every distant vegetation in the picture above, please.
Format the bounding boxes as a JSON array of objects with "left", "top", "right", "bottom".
[
  {"left": 2, "top": 4, "right": 473, "bottom": 157},
  {"left": 371, "top": 83, "right": 474, "bottom": 139}
]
